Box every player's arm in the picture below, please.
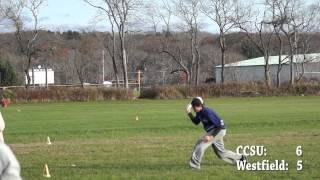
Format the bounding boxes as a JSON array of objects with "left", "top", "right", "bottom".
[
  {"left": 187, "top": 113, "right": 200, "bottom": 125},
  {"left": 186, "top": 104, "right": 200, "bottom": 125}
]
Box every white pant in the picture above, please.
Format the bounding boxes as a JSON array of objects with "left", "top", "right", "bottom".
[
  {"left": 0, "top": 112, "right": 5, "bottom": 143},
  {"left": 0, "top": 131, "right": 4, "bottom": 144},
  {"left": 0, "top": 143, "right": 22, "bottom": 180},
  {"left": 190, "top": 129, "right": 242, "bottom": 168}
]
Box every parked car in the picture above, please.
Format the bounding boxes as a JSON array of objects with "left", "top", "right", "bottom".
[{"left": 103, "top": 81, "right": 112, "bottom": 88}]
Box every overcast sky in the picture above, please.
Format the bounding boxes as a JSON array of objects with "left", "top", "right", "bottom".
[
  {"left": 38, "top": 0, "right": 103, "bottom": 31},
  {"left": 26, "top": 0, "right": 218, "bottom": 33},
  {"left": 1, "top": 0, "right": 317, "bottom": 33}
]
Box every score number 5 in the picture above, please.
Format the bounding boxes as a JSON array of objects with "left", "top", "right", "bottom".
[{"left": 296, "top": 146, "right": 303, "bottom": 171}]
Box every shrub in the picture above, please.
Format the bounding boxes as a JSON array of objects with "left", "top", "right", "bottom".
[
  {"left": 1, "top": 89, "right": 14, "bottom": 99},
  {"left": 158, "top": 86, "right": 184, "bottom": 99},
  {"left": 0, "top": 59, "right": 17, "bottom": 86},
  {"left": 139, "top": 82, "right": 320, "bottom": 99},
  {"left": 8, "top": 86, "right": 134, "bottom": 103},
  {"left": 4, "top": 83, "right": 320, "bottom": 102},
  {"left": 139, "top": 86, "right": 184, "bottom": 99},
  {"left": 100, "top": 88, "right": 133, "bottom": 100},
  {"left": 139, "top": 87, "right": 161, "bottom": 99}
]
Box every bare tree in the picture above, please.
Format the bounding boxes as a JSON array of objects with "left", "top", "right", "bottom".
[
  {"left": 104, "top": 32, "right": 120, "bottom": 87},
  {"left": 71, "top": 33, "right": 101, "bottom": 86},
  {"left": 5, "top": 0, "right": 45, "bottom": 88},
  {"left": 274, "top": 29, "right": 286, "bottom": 87},
  {"left": 144, "top": 1, "right": 161, "bottom": 34},
  {"left": 157, "top": 0, "right": 191, "bottom": 84},
  {"left": 106, "top": 0, "right": 139, "bottom": 89},
  {"left": 274, "top": 27, "right": 287, "bottom": 87},
  {"left": 0, "top": 0, "right": 7, "bottom": 23},
  {"left": 71, "top": 48, "right": 84, "bottom": 86},
  {"left": 175, "top": 0, "right": 202, "bottom": 86},
  {"left": 265, "top": 0, "right": 288, "bottom": 87},
  {"left": 295, "top": 35, "right": 320, "bottom": 83},
  {"left": 84, "top": 0, "right": 120, "bottom": 87},
  {"left": 234, "top": 1, "right": 275, "bottom": 88},
  {"left": 0, "top": 0, "right": 16, "bottom": 27},
  {"left": 161, "top": 46, "right": 191, "bottom": 84},
  {"left": 159, "top": 0, "right": 174, "bottom": 36},
  {"left": 84, "top": 0, "right": 140, "bottom": 89},
  {"left": 269, "top": 0, "right": 319, "bottom": 85},
  {"left": 201, "top": 0, "right": 237, "bottom": 84},
  {"left": 159, "top": 33, "right": 191, "bottom": 84}
]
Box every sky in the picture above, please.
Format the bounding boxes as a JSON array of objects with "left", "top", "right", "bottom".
[
  {"left": 22, "top": 0, "right": 218, "bottom": 33},
  {"left": 2, "top": 0, "right": 316, "bottom": 33},
  {"left": 38, "top": 0, "right": 107, "bottom": 31}
]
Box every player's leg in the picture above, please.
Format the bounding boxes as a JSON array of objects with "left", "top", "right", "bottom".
[
  {"left": 0, "top": 112, "right": 4, "bottom": 143},
  {"left": 189, "top": 136, "right": 213, "bottom": 169},
  {"left": 211, "top": 129, "right": 243, "bottom": 165},
  {"left": 0, "top": 131, "right": 3, "bottom": 143}
]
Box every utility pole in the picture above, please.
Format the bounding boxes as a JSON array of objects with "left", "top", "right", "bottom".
[
  {"left": 32, "top": 67, "right": 35, "bottom": 87},
  {"left": 137, "top": 70, "right": 141, "bottom": 92},
  {"left": 102, "top": 49, "right": 105, "bottom": 84},
  {"left": 45, "top": 66, "right": 48, "bottom": 87},
  {"left": 162, "top": 71, "right": 166, "bottom": 85},
  {"left": 159, "top": 70, "right": 166, "bottom": 85}
]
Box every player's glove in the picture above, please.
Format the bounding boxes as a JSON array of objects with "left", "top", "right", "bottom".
[{"left": 186, "top": 103, "right": 192, "bottom": 113}]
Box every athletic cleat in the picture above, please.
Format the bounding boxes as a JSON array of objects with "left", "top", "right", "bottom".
[
  {"left": 242, "top": 155, "right": 248, "bottom": 162},
  {"left": 239, "top": 155, "right": 249, "bottom": 166},
  {"left": 189, "top": 161, "right": 201, "bottom": 170}
]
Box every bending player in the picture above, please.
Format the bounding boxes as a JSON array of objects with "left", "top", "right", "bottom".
[{"left": 186, "top": 97, "right": 247, "bottom": 169}]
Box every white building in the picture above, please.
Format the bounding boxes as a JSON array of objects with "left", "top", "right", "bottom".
[
  {"left": 25, "top": 66, "right": 54, "bottom": 85},
  {"left": 215, "top": 53, "right": 320, "bottom": 83}
]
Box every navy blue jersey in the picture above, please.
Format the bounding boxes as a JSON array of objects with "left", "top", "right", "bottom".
[{"left": 193, "top": 107, "right": 225, "bottom": 133}]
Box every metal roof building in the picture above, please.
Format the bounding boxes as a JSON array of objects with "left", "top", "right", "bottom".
[{"left": 215, "top": 53, "right": 320, "bottom": 83}]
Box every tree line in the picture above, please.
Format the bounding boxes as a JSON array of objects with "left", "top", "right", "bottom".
[{"left": 0, "top": 0, "right": 319, "bottom": 89}]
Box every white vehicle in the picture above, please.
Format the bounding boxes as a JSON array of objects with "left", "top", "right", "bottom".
[{"left": 103, "top": 81, "right": 112, "bottom": 87}]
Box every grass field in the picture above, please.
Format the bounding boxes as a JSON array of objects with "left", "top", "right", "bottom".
[{"left": 1, "top": 96, "right": 320, "bottom": 180}]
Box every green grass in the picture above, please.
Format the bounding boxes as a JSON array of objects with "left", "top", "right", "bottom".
[{"left": 1, "top": 96, "right": 320, "bottom": 180}]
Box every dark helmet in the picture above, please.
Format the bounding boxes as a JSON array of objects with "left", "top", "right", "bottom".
[{"left": 191, "top": 97, "right": 203, "bottom": 107}]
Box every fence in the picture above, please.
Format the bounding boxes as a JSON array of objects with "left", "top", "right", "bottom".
[{"left": 2, "top": 70, "right": 142, "bottom": 91}]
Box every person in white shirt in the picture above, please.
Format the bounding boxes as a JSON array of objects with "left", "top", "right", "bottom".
[
  {"left": 0, "top": 112, "right": 5, "bottom": 143},
  {"left": 0, "top": 143, "right": 22, "bottom": 180}
]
